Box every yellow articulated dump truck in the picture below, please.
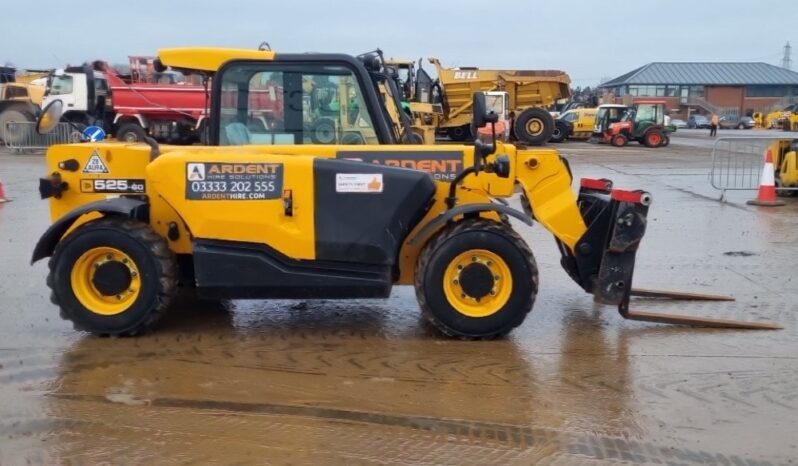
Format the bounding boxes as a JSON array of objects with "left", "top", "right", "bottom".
[{"left": 428, "top": 58, "right": 571, "bottom": 145}]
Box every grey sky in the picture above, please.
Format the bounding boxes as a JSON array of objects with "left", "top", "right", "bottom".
[{"left": 2, "top": 0, "right": 795, "bottom": 87}]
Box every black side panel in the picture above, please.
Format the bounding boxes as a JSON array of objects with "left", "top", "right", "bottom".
[
  {"left": 314, "top": 158, "right": 436, "bottom": 265},
  {"left": 193, "top": 240, "right": 392, "bottom": 299}
]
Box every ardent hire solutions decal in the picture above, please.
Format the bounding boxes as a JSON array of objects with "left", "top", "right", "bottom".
[
  {"left": 186, "top": 162, "right": 283, "bottom": 200},
  {"left": 336, "top": 151, "right": 464, "bottom": 181}
]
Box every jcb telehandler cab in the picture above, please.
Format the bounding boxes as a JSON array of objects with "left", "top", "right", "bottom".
[{"left": 31, "top": 47, "right": 778, "bottom": 338}]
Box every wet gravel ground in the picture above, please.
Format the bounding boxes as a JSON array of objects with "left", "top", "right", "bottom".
[{"left": 0, "top": 131, "right": 797, "bottom": 465}]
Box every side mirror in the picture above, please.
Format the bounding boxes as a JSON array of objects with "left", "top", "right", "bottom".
[{"left": 36, "top": 99, "right": 64, "bottom": 135}]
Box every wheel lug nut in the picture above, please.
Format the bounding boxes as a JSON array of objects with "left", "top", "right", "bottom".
[
  {"left": 122, "top": 258, "right": 128, "bottom": 264},
  {"left": 453, "top": 279, "right": 458, "bottom": 285},
  {"left": 106, "top": 254, "right": 113, "bottom": 260},
  {"left": 486, "top": 261, "right": 492, "bottom": 267},
  {"left": 93, "top": 263, "right": 100, "bottom": 269},
  {"left": 457, "top": 265, "right": 463, "bottom": 270},
  {"left": 494, "top": 275, "right": 500, "bottom": 280},
  {"left": 471, "top": 256, "right": 477, "bottom": 262},
  {"left": 116, "top": 294, "right": 122, "bottom": 300},
  {"left": 490, "top": 290, "right": 496, "bottom": 296},
  {"left": 460, "top": 293, "right": 466, "bottom": 299},
  {"left": 131, "top": 271, "right": 137, "bottom": 277}
]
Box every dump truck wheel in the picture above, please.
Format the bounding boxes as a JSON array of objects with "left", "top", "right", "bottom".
[
  {"left": 514, "top": 108, "right": 554, "bottom": 146},
  {"left": 611, "top": 134, "right": 627, "bottom": 147},
  {"left": 415, "top": 219, "right": 538, "bottom": 339},
  {"left": 643, "top": 130, "right": 664, "bottom": 148},
  {"left": 0, "top": 107, "right": 35, "bottom": 145},
  {"left": 116, "top": 123, "right": 147, "bottom": 143},
  {"left": 447, "top": 125, "right": 471, "bottom": 141},
  {"left": 310, "top": 117, "right": 337, "bottom": 144},
  {"left": 341, "top": 132, "right": 365, "bottom": 144},
  {"left": 550, "top": 121, "right": 568, "bottom": 143},
  {"left": 48, "top": 217, "right": 177, "bottom": 336}
]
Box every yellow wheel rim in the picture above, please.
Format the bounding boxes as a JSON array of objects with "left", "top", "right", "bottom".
[
  {"left": 526, "top": 118, "right": 543, "bottom": 136},
  {"left": 70, "top": 247, "right": 141, "bottom": 316},
  {"left": 443, "top": 249, "right": 513, "bottom": 318}
]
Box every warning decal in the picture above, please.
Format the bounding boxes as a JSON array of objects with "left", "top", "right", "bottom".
[
  {"left": 83, "top": 151, "right": 109, "bottom": 174},
  {"left": 336, "top": 174, "right": 383, "bottom": 193},
  {"left": 185, "top": 162, "right": 283, "bottom": 200}
]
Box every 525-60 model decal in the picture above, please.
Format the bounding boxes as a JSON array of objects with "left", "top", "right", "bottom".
[{"left": 80, "top": 179, "right": 146, "bottom": 194}]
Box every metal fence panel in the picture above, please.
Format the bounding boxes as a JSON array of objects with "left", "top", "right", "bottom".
[
  {"left": 3, "top": 121, "right": 81, "bottom": 152},
  {"left": 710, "top": 137, "right": 798, "bottom": 197}
]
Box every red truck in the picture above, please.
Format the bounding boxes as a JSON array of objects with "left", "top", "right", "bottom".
[{"left": 41, "top": 57, "right": 283, "bottom": 144}]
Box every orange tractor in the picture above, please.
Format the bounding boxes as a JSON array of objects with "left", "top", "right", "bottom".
[{"left": 594, "top": 101, "right": 671, "bottom": 148}]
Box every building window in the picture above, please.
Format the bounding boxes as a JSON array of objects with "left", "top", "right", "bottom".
[
  {"left": 746, "top": 85, "right": 798, "bottom": 97},
  {"left": 665, "top": 85, "right": 679, "bottom": 97},
  {"left": 688, "top": 86, "right": 705, "bottom": 98}
]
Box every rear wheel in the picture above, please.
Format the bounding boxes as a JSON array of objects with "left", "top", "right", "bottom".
[
  {"left": 514, "top": 107, "right": 554, "bottom": 146},
  {"left": 0, "top": 107, "right": 35, "bottom": 145},
  {"left": 310, "top": 117, "right": 337, "bottom": 144},
  {"left": 643, "top": 130, "right": 664, "bottom": 148},
  {"left": 415, "top": 219, "right": 538, "bottom": 339},
  {"left": 48, "top": 218, "right": 177, "bottom": 336},
  {"left": 611, "top": 134, "right": 628, "bottom": 147},
  {"left": 116, "top": 123, "right": 147, "bottom": 143}
]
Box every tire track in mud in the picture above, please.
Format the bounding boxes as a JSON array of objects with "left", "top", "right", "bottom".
[{"left": 26, "top": 393, "right": 781, "bottom": 466}]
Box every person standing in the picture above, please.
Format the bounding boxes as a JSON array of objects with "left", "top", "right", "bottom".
[{"left": 710, "top": 113, "right": 719, "bottom": 137}]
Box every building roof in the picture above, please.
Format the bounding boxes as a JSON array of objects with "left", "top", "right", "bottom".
[{"left": 599, "top": 62, "right": 798, "bottom": 87}]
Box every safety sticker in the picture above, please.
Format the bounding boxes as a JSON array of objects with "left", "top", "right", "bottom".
[
  {"left": 83, "top": 151, "right": 109, "bottom": 174},
  {"left": 81, "top": 179, "right": 145, "bottom": 194},
  {"left": 336, "top": 173, "right": 383, "bottom": 193},
  {"left": 185, "top": 162, "right": 283, "bottom": 200}
]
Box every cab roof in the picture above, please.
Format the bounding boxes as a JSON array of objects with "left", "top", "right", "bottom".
[{"left": 157, "top": 47, "right": 276, "bottom": 72}]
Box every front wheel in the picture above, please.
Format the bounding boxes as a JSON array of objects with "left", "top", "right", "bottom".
[
  {"left": 48, "top": 218, "right": 177, "bottom": 336},
  {"left": 415, "top": 219, "right": 538, "bottom": 339},
  {"left": 446, "top": 125, "right": 472, "bottom": 141},
  {"left": 549, "top": 121, "right": 569, "bottom": 143},
  {"left": 611, "top": 134, "right": 628, "bottom": 147}
]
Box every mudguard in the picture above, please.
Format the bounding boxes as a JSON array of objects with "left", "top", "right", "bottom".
[
  {"left": 407, "top": 203, "right": 532, "bottom": 246},
  {"left": 31, "top": 198, "right": 148, "bottom": 264}
]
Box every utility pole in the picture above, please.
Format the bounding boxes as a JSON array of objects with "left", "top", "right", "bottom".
[{"left": 782, "top": 41, "right": 792, "bottom": 70}]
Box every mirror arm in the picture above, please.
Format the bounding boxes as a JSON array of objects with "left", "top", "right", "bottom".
[{"left": 445, "top": 166, "right": 477, "bottom": 209}]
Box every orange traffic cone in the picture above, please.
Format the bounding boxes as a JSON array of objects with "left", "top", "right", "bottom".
[
  {"left": 0, "top": 180, "right": 7, "bottom": 203},
  {"left": 747, "top": 149, "right": 786, "bottom": 206}
]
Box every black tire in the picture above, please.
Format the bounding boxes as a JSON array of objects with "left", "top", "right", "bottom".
[
  {"left": 549, "top": 121, "right": 569, "bottom": 143},
  {"left": 0, "top": 107, "right": 35, "bottom": 145},
  {"left": 310, "top": 117, "right": 337, "bottom": 144},
  {"left": 643, "top": 130, "right": 664, "bottom": 148},
  {"left": 514, "top": 107, "right": 554, "bottom": 146},
  {"left": 611, "top": 134, "right": 628, "bottom": 147},
  {"left": 116, "top": 122, "right": 147, "bottom": 143},
  {"left": 341, "top": 132, "right": 365, "bottom": 145},
  {"left": 48, "top": 218, "right": 177, "bottom": 336},
  {"left": 660, "top": 135, "right": 670, "bottom": 147},
  {"left": 401, "top": 131, "right": 424, "bottom": 144},
  {"left": 415, "top": 219, "right": 538, "bottom": 339},
  {"left": 446, "top": 125, "right": 472, "bottom": 141}
]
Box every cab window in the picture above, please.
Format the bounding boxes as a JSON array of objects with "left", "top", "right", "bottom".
[
  {"left": 50, "top": 75, "right": 73, "bottom": 95},
  {"left": 218, "top": 63, "right": 379, "bottom": 146}
]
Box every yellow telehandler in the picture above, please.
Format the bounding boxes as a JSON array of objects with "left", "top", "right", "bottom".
[{"left": 31, "top": 47, "right": 778, "bottom": 338}]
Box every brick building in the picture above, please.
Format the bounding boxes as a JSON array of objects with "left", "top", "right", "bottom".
[{"left": 598, "top": 62, "right": 798, "bottom": 118}]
